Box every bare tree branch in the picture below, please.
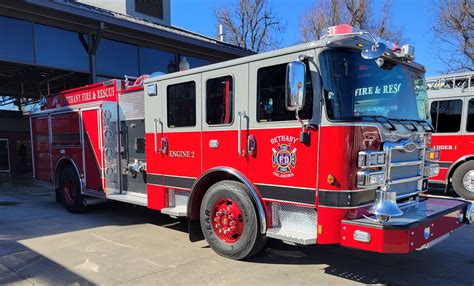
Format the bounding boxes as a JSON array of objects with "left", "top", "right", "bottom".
[
  {"left": 300, "top": 0, "right": 406, "bottom": 43},
  {"left": 432, "top": 0, "right": 474, "bottom": 72},
  {"left": 215, "top": 0, "right": 285, "bottom": 52}
]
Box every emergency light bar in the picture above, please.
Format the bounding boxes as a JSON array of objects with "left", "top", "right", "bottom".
[
  {"left": 327, "top": 24, "right": 354, "bottom": 35},
  {"left": 326, "top": 24, "right": 415, "bottom": 61}
]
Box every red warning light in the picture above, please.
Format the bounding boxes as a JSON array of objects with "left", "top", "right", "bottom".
[{"left": 327, "top": 24, "right": 353, "bottom": 35}]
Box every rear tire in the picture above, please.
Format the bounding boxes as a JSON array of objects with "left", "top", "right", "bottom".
[
  {"left": 452, "top": 161, "right": 474, "bottom": 200},
  {"left": 200, "top": 180, "right": 267, "bottom": 260},
  {"left": 59, "top": 165, "right": 86, "bottom": 213}
]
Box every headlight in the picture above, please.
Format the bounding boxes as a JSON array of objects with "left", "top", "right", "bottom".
[
  {"left": 410, "top": 132, "right": 424, "bottom": 143},
  {"left": 425, "top": 148, "right": 440, "bottom": 161},
  {"left": 357, "top": 170, "right": 385, "bottom": 188},
  {"left": 358, "top": 150, "right": 386, "bottom": 168},
  {"left": 424, "top": 163, "right": 439, "bottom": 177}
]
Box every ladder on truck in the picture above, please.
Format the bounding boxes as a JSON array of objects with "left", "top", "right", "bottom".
[{"left": 426, "top": 72, "right": 474, "bottom": 91}]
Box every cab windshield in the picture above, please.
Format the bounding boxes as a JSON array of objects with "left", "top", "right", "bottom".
[{"left": 319, "top": 49, "right": 429, "bottom": 122}]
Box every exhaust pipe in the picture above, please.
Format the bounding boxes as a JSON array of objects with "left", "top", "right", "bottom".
[{"left": 83, "top": 197, "right": 106, "bottom": 206}]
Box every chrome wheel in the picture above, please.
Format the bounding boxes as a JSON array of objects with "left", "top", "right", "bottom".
[{"left": 462, "top": 170, "right": 474, "bottom": 193}]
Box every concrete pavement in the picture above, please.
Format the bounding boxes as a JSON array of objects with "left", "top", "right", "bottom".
[{"left": 1, "top": 175, "right": 473, "bottom": 286}]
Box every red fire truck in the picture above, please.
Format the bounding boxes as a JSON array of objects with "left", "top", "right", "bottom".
[
  {"left": 30, "top": 26, "right": 472, "bottom": 260},
  {"left": 427, "top": 72, "right": 474, "bottom": 199}
]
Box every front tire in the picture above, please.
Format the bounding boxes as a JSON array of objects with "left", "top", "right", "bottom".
[
  {"left": 200, "top": 180, "right": 266, "bottom": 260},
  {"left": 452, "top": 161, "right": 474, "bottom": 200},
  {"left": 59, "top": 165, "right": 86, "bottom": 213}
]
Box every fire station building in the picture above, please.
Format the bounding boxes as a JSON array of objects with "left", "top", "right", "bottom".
[{"left": 0, "top": 0, "right": 251, "bottom": 174}]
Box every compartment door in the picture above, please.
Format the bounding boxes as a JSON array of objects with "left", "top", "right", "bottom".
[
  {"left": 31, "top": 116, "right": 51, "bottom": 181},
  {"left": 144, "top": 81, "right": 166, "bottom": 209}
]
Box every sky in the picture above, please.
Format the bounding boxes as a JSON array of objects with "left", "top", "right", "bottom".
[{"left": 171, "top": 0, "right": 442, "bottom": 76}]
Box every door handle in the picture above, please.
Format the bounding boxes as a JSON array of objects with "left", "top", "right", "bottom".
[
  {"left": 160, "top": 137, "right": 168, "bottom": 154},
  {"left": 247, "top": 135, "right": 256, "bottom": 157},
  {"left": 157, "top": 119, "right": 168, "bottom": 154},
  {"left": 238, "top": 111, "right": 247, "bottom": 156},
  {"left": 153, "top": 119, "right": 158, "bottom": 153}
]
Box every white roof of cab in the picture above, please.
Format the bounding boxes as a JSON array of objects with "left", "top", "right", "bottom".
[{"left": 143, "top": 34, "right": 352, "bottom": 83}]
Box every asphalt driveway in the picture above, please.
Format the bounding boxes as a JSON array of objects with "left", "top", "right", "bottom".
[{"left": 1, "top": 175, "right": 473, "bottom": 286}]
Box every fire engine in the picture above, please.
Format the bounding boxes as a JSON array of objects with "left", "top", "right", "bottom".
[
  {"left": 30, "top": 25, "right": 472, "bottom": 260},
  {"left": 427, "top": 72, "right": 474, "bottom": 199}
]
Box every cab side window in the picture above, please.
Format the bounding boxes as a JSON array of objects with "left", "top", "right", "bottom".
[
  {"left": 167, "top": 81, "right": 196, "bottom": 127},
  {"left": 206, "top": 75, "right": 233, "bottom": 125},
  {"left": 430, "top": 99, "right": 462, "bottom": 133},
  {"left": 257, "top": 63, "right": 313, "bottom": 122},
  {"left": 467, "top": 99, "right": 474, "bottom": 132}
]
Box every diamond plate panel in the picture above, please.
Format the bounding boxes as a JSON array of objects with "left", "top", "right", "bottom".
[{"left": 266, "top": 203, "right": 317, "bottom": 245}]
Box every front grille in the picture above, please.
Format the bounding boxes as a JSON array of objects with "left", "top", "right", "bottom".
[{"left": 385, "top": 141, "right": 425, "bottom": 199}]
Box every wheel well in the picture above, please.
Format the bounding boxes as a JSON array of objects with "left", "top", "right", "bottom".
[
  {"left": 188, "top": 171, "right": 240, "bottom": 220},
  {"left": 187, "top": 169, "right": 267, "bottom": 242},
  {"left": 54, "top": 158, "right": 79, "bottom": 190},
  {"left": 448, "top": 157, "right": 474, "bottom": 184}
]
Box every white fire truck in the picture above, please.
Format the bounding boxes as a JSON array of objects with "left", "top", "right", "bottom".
[
  {"left": 30, "top": 25, "right": 472, "bottom": 260},
  {"left": 427, "top": 72, "right": 474, "bottom": 199}
]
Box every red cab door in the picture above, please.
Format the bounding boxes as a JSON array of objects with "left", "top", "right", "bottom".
[{"left": 247, "top": 55, "right": 319, "bottom": 207}]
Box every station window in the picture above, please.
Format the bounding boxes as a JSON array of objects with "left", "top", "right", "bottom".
[
  {"left": 467, "top": 99, "right": 474, "bottom": 132},
  {"left": 96, "top": 39, "right": 139, "bottom": 77},
  {"left": 183, "top": 55, "right": 212, "bottom": 69},
  {"left": 430, "top": 99, "right": 463, "bottom": 133},
  {"left": 34, "top": 24, "right": 89, "bottom": 72},
  {"left": 206, "top": 76, "right": 233, "bottom": 125},
  {"left": 0, "top": 16, "right": 34, "bottom": 64},
  {"left": 139, "top": 47, "right": 176, "bottom": 74},
  {"left": 257, "top": 63, "right": 313, "bottom": 122},
  {"left": 167, "top": 81, "right": 196, "bottom": 127}
]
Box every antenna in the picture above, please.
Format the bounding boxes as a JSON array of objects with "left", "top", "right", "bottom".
[{"left": 218, "top": 24, "right": 225, "bottom": 42}]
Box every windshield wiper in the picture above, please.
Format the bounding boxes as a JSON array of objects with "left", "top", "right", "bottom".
[
  {"left": 359, "top": 115, "right": 396, "bottom": 131},
  {"left": 383, "top": 118, "right": 417, "bottom": 132},
  {"left": 406, "top": 119, "right": 434, "bottom": 132}
]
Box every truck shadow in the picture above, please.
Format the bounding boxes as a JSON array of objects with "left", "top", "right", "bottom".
[
  {"left": 0, "top": 180, "right": 186, "bottom": 285},
  {"left": 247, "top": 235, "right": 474, "bottom": 285},
  {"left": 1, "top": 178, "right": 472, "bottom": 286}
]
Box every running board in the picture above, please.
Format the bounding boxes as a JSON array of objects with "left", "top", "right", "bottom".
[
  {"left": 161, "top": 189, "right": 189, "bottom": 218},
  {"left": 107, "top": 193, "right": 147, "bottom": 207},
  {"left": 161, "top": 205, "right": 187, "bottom": 217},
  {"left": 266, "top": 228, "right": 316, "bottom": 245}
]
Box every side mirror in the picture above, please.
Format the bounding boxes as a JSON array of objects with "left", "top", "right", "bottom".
[
  {"left": 285, "top": 61, "right": 306, "bottom": 112},
  {"left": 361, "top": 42, "right": 387, "bottom": 60}
]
